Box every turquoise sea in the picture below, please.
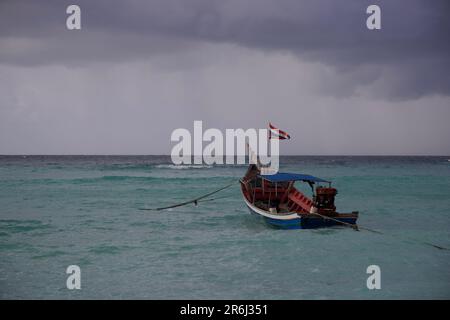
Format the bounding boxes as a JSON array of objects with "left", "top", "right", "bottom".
[{"left": 0, "top": 155, "right": 449, "bottom": 299}]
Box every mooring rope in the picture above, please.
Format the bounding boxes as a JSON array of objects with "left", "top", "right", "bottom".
[
  {"left": 139, "top": 181, "right": 235, "bottom": 211},
  {"left": 309, "top": 212, "right": 448, "bottom": 250},
  {"left": 197, "top": 195, "right": 231, "bottom": 203},
  {"left": 309, "top": 212, "right": 359, "bottom": 231}
]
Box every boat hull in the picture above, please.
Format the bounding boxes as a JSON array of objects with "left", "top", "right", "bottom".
[{"left": 244, "top": 199, "right": 358, "bottom": 230}]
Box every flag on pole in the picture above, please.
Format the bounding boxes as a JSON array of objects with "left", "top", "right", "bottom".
[{"left": 268, "top": 123, "right": 291, "bottom": 140}]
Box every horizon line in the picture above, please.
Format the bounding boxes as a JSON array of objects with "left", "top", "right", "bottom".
[{"left": 1, "top": 154, "right": 449, "bottom": 157}]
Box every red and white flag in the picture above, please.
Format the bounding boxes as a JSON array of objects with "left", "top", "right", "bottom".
[{"left": 268, "top": 123, "right": 291, "bottom": 140}]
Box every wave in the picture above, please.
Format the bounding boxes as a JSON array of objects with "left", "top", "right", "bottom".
[
  {"left": 155, "top": 164, "right": 213, "bottom": 170},
  {"left": 98, "top": 164, "right": 153, "bottom": 171},
  {"left": 98, "top": 163, "right": 214, "bottom": 171},
  {"left": 1, "top": 174, "right": 235, "bottom": 186},
  {"left": 72, "top": 175, "right": 157, "bottom": 183},
  {"left": 88, "top": 244, "right": 136, "bottom": 255},
  {"left": 0, "top": 219, "right": 52, "bottom": 234},
  {"left": 71, "top": 174, "right": 234, "bottom": 184}
]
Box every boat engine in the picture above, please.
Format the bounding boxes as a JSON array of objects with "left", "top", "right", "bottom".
[{"left": 314, "top": 187, "right": 337, "bottom": 213}]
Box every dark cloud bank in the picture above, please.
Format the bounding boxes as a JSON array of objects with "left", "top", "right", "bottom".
[{"left": 1, "top": 0, "right": 449, "bottom": 99}]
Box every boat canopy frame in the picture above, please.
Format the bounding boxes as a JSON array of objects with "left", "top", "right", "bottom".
[
  {"left": 260, "top": 172, "right": 331, "bottom": 185},
  {"left": 258, "top": 172, "right": 331, "bottom": 199}
]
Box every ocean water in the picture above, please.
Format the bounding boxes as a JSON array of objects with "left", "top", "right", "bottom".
[{"left": 0, "top": 155, "right": 449, "bottom": 299}]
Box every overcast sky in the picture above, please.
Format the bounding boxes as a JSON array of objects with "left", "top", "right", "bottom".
[{"left": 0, "top": 0, "right": 449, "bottom": 155}]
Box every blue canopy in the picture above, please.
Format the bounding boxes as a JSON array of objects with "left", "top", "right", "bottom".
[{"left": 260, "top": 172, "right": 330, "bottom": 183}]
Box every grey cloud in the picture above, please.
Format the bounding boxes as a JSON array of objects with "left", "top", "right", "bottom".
[{"left": 0, "top": 0, "right": 449, "bottom": 100}]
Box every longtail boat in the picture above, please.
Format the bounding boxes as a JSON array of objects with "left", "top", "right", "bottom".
[{"left": 240, "top": 164, "right": 359, "bottom": 229}]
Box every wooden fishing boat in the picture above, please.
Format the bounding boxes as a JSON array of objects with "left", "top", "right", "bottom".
[{"left": 240, "top": 164, "right": 358, "bottom": 229}]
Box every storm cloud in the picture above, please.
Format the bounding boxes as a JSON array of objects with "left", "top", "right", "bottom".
[{"left": 0, "top": 1, "right": 449, "bottom": 154}]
